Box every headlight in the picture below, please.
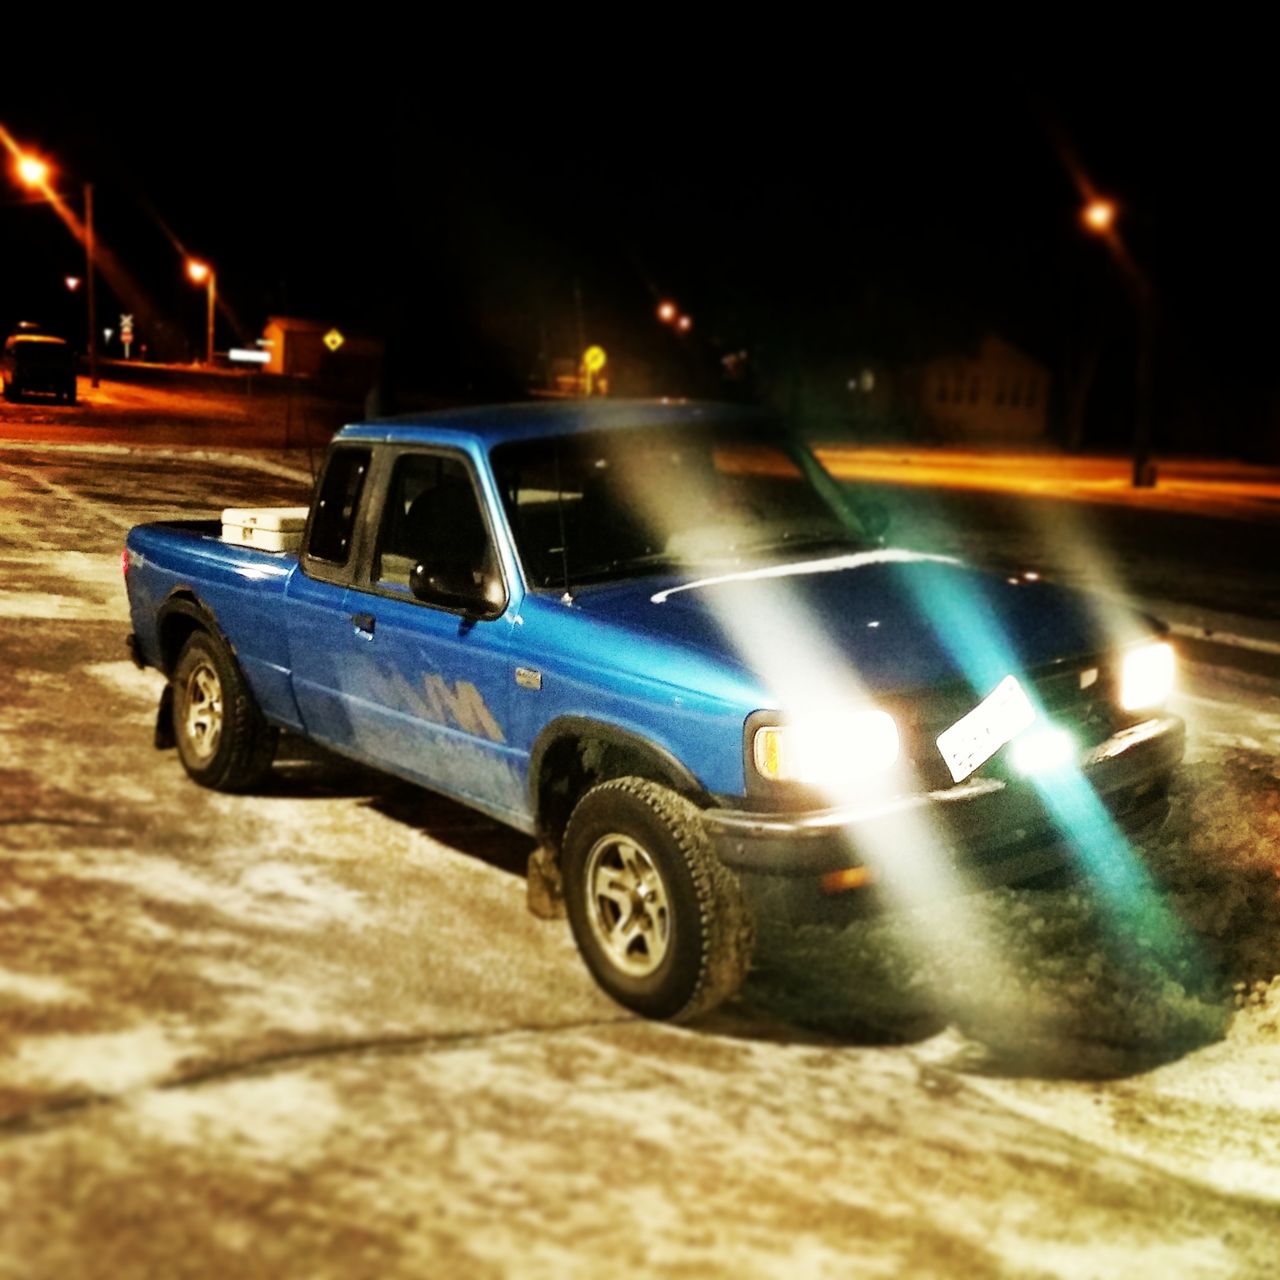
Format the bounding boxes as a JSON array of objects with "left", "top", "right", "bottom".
[
  {"left": 1009, "top": 725, "right": 1077, "bottom": 776},
  {"left": 1119, "top": 641, "right": 1175, "bottom": 712},
  {"left": 753, "top": 709, "right": 900, "bottom": 786}
]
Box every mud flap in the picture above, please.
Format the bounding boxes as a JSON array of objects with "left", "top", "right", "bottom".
[
  {"left": 527, "top": 846, "right": 566, "bottom": 920},
  {"left": 154, "top": 683, "right": 176, "bottom": 750}
]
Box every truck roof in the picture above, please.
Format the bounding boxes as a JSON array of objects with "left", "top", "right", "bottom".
[
  {"left": 5, "top": 333, "right": 70, "bottom": 349},
  {"left": 335, "top": 398, "right": 769, "bottom": 450}
]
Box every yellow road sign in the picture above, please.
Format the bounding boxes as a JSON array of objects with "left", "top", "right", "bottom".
[
  {"left": 583, "top": 345, "right": 606, "bottom": 373},
  {"left": 324, "top": 328, "right": 345, "bottom": 353}
]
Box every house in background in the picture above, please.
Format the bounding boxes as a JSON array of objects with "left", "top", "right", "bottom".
[
  {"left": 918, "top": 335, "right": 1050, "bottom": 444},
  {"left": 261, "top": 317, "right": 383, "bottom": 384},
  {"left": 821, "top": 334, "right": 1051, "bottom": 444}
]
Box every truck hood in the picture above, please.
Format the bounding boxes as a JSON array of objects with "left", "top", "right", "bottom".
[{"left": 565, "top": 549, "right": 1150, "bottom": 697}]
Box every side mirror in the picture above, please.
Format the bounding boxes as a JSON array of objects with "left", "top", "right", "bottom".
[{"left": 410, "top": 562, "right": 499, "bottom": 617}]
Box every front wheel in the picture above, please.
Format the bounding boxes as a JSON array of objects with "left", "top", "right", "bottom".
[
  {"left": 562, "top": 777, "right": 754, "bottom": 1021},
  {"left": 171, "top": 631, "right": 277, "bottom": 791}
]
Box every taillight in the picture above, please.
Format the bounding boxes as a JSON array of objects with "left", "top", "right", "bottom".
[{"left": 121, "top": 546, "right": 129, "bottom": 578}]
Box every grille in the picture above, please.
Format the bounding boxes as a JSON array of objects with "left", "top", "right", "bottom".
[{"left": 901, "top": 655, "right": 1123, "bottom": 791}]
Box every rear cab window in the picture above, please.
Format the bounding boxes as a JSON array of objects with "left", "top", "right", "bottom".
[{"left": 302, "top": 446, "right": 372, "bottom": 581}]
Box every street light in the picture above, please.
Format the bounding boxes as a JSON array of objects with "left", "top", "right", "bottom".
[
  {"left": 16, "top": 154, "right": 48, "bottom": 187},
  {"left": 1081, "top": 194, "right": 1156, "bottom": 488},
  {"left": 10, "top": 146, "right": 99, "bottom": 389},
  {"left": 1081, "top": 198, "right": 1116, "bottom": 234},
  {"left": 186, "top": 258, "right": 216, "bottom": 365},
  {"left": 657, "top": 300, "right": 693, "bottom": 333}
]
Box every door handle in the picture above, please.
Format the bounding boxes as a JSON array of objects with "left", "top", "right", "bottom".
[{"left": 351, "top": 611, "right": 376, "bottom": 637}]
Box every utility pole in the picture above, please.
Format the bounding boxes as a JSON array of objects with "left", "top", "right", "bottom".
[{"left": 85, "top": 182, "right": 98, "bottom": 388}]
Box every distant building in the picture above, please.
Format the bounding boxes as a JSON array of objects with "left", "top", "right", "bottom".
[
  {"left": 919, "top": 335, "right": 1050, "bottom": 444},
  {"left": 817, "top": 334, "right": 1052, "bottom": 443},
  {"left": 260, "top": 316, "right": 383, "bottom": 383}
]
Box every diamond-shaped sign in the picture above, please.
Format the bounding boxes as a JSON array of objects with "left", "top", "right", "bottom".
[{"left": 323, "top": 328, "right": 345, "bottom": 353}]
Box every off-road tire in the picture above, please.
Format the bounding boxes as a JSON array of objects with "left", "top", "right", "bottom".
[
  {"left": 562, "top": 777, "right": 754, "bottom": 1021},
  {"left": 171, "top": 630, "right": 277, "bottom": 791}
]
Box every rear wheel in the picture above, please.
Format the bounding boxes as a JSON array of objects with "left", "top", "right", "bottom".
[
  {"left": 172, "top": 631, "right": 277, "bottom": 791},
  {"left": 562, "top": 777, "right": 753, "bottom": 1021}
]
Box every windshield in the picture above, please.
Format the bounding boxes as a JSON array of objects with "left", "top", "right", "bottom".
[
  {"left": 9, "top": 338, "right": 71, "bottom": 366},
  {"left": 492, "top": 421, "right": 874, "bottom": 589}
]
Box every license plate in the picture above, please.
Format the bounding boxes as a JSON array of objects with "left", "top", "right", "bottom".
[{"left": 936, "top": 674, "right": 1036, "bottom": 783}]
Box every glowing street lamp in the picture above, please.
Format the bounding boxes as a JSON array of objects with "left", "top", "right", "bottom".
[
  {"left": 1081, "top": 193, "right": 1155, "bottom": 488},
  {"left": 187, "top": 258, "right": 216, "bottom": 365},
  {"left": 16, "top": 154, "right": 49, "bottom": 187},
  {"left": 1082, "top": 198, "right": 1116, "bottom": 234},
  {"left": 11, "top": 148, "right": 99, "bottom": 389},
  {"left": 657, "top": 300, "right": 694, "bottom": 334}
]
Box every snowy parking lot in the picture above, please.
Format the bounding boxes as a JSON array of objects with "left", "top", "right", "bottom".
[{"left": 2, "top": 439, "right": 1279, "bottom": 1278}]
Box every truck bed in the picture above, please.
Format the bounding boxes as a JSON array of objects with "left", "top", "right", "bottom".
[{"left": 125, "top": 519, "right": 304, "bottom": 730}]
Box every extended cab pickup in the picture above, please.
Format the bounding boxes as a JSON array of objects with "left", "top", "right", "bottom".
[{"left": 124, "top": 401, "right": 1185, "bottom": 1020}]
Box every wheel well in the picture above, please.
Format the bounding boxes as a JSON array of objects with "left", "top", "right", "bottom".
[
  {"left": 533, "top": 725, "right": 706, "bottom": 853},
  {"left": 156, "top": 595, "right": 215, "bottom": 675}
]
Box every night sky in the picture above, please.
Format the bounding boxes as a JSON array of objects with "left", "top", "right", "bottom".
[{"left": 3, "top": 62, "right": 1276, "bottom": 451}]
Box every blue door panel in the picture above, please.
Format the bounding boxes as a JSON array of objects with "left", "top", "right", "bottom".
[{"left": 335, "top": 589, "right": 523, "bottom": 817}]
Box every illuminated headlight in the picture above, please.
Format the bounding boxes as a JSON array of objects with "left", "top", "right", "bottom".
[
  {"left": 1010, "top": 725, "right": 1077, "bottom": 776},
  {"left": 753, "top": 710, "right": 900, "bottom": 786},
  {"left": 1119, "top": 641, "right": 1175, "bottom": 712}
]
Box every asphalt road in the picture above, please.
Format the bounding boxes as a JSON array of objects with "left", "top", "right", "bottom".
[
  {"left": 2, "top": 441, "right": 1279, "bottom": 1278},
  {"left": 0, "top": 375, "right": 340, "bottom": 450}
]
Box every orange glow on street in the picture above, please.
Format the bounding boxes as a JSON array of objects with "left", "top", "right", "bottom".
[{"left": 815, "top": 446, "right": 1280, "bottom": 523}]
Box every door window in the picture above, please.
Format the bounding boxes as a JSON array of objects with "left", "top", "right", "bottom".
[{"left": 375, "top": 452, "right": 505, "bottom": 611}]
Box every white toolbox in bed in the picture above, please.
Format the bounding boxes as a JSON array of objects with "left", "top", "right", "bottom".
[{"left": 220, "top": 506, "right": 310, "bottom": 553}]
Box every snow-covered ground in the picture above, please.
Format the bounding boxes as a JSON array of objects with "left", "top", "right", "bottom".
[{"left": 1, "top": 442, "right": 1278, "bottom": 1278}]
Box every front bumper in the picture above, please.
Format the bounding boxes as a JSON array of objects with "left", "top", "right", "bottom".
[{"left": 704, "top": 714, "right": 1185, "bottom": 907}]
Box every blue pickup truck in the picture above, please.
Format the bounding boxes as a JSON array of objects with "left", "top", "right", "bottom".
[{"left": 124, "top": 400, "right": 1185, "bottom": 1020}]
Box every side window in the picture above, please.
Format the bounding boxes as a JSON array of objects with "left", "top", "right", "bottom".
[
  {"left": 307, "top": 447, "right": 371, "bottom": 564},
  {"left": 375, "top": 453, "right": 504, "bottom": 610}
]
